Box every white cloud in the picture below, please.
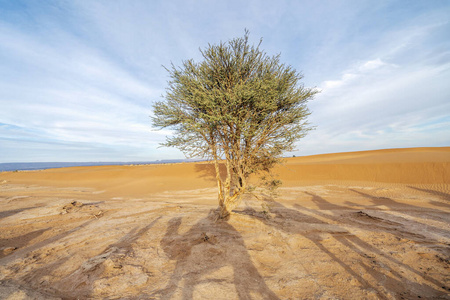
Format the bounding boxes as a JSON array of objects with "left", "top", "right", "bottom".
[
  {"left": 1, "top": 1, "right": 449, "bottom": 162},
  {"left": 297, "top": 13, "right": 450, "bottom": 156},
  {"left": 359, "top": 58, "right": 394, "bottom": 71},
  {"left": 322, "top": 73, "right": 357, "bottom": 90},
  {"left": 0, "top": 20, "right": 164, "bottom": 147},
  {"left": 299, "top": 59, "right": 450, "bottom": 155},
  {"left": 321, "top": 58, "right": 398, "bottom": 91}
]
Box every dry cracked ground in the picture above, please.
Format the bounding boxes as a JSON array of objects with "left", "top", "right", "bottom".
[{"left": 0, "top": 181, "right": 449, "bottom": 299}]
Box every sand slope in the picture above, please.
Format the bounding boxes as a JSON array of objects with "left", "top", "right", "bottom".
[
  {"left": 281, "top": 147, "right": 450, "bottom": 185},
  {"left": 0, "top": 147, "right": 449, "bottom": 299},
  {"left": 3, "top": 147, "right": 449, "bottom": 195}
]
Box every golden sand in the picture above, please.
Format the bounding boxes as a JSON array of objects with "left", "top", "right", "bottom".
[{"left": 0, "top": 147, "right": 449, "bottom": 299}]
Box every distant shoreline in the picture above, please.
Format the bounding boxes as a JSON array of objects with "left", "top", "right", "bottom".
[
  {"left": 2, "top": 146, "right": 448, "bottom": 172},
  {"left": 0, "top": 160, "right": 194, "bottom": 172}
]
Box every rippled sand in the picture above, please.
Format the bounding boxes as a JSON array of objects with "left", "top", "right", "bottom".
[{"left": 1, "top": 147, "right": 449, "bottom": 299}]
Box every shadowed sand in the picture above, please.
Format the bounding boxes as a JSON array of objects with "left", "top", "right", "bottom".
[{"left": 0, "top": 147, "right": 449, "bottom": 299}]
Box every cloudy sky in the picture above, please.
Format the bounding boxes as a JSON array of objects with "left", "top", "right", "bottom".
[{"left": 1, "top": 0, "right": 449, "bottom": 163}]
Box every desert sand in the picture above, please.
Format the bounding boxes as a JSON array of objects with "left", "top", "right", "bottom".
[{"left": 0, "top": 147, "right": 449, "bottom": 299}]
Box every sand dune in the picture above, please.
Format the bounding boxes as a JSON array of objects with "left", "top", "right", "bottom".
[
  {"left": 280, "top": 147, "right": 450, "bottom": 185},
  {"left": 3, "top": 147, "right": 450, "bottom": 195},
  {"left": 0, "top": 147, "right": 449, "bottom": 299}
]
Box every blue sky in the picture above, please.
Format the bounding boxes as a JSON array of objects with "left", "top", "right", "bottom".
[{"left": 1, "top": 0, "right": 449, "bottom": 162}]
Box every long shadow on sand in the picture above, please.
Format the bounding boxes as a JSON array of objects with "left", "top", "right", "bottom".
[
  {"left": 0, "top": 228, "right": 50, "bottom": 259},
  {"left": 238, "top": 197, "right": 448, "bottom": 299},
  {"left": 310, "top": 191, "right": 450, "bottom": 242},
  {"left": 0, "top": 206, "right": 40, "bottom": 220},
  {"left": 349, "top": 188, "right": 450, "bottom": 215},
  {"left": 55, "top": 216, "right": 163, "bottom": 299},
  {"left": 297, "top": 193, "right": 449, "bottom": 291},
  {"left": 2, "top": 217, "right": 163, "bottom": 299},
  {"left": 409, "top": 186, "right": 450, "bottom": 201},
  {"left": 346, "top": 189, "right": 450, "bottom": 240},
  {"left": 0, "top": 219, "right": 96, "bottom": 265},
  {"left": 152, "top": 211, "right": 280, "bottom": 300},
  {"left": 0, "top": 218, "right": 97, "bottom": 299},
  {"left": 194, "top": 163, "right": 227, "bottom": 182}
]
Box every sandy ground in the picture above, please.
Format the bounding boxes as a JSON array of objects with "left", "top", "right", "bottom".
[{"left": 0, "top": 147, "right": 449, "bottom": 299}]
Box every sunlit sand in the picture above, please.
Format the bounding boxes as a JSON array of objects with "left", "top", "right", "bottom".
[{"left": 0, "top": 147, "right": 449, "bottom": 299}]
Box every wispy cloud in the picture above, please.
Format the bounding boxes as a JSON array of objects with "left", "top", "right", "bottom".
[
  {"left": 0, "top": 0, "right": 449, "bottom": 162},
  {"left": 0, "top": 9, "right": 173, "bottom": 162},
  {"left": 295, "top": 5, "right": 450, "bottom": 155}
]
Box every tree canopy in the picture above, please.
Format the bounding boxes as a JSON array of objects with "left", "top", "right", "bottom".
[{"left": 152, "top": 31, "right": 317, "bottom": 219}]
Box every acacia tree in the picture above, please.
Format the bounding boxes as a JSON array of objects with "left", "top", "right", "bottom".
[{"left": 152, "top": 32, "right": 317, "bottom": 219}]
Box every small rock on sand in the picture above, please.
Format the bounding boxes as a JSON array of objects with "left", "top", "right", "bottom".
[{"left": 1, "top": 247, "right": 17, "bottom": 255}]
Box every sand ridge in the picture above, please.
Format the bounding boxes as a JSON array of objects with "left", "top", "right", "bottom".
[
  {"left": 2, "top": 147, "right": 450, "bottom": 196},
  {"left": 0, "top": 147, "right": 449, "bottom": 299}
]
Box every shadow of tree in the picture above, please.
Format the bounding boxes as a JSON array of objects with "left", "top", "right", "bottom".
[
  {"left": 427, "top": 200, "right": 450, "bottom": 209},
  {"left": 108, "top": 216, "right": 162, "bottom": 251},
  {"left": 237, "top": 204, "right": 388, "bottom": 297},
  {"left": 194, "top": 162, "right": 227, "bottom": 182},
  {"left": 0, "top": 219, "right": 96, "bottom": 265},
  {"left": 153, "top": 211, "right": 280, "bottom": 299},
  {"left": 0, "top": 206, "right": 40, "bottom": 220},
  {"left": 307, "top": 191, "right": 429, "bottom": 241},
  {"left": 347, "top": 189, "right": 450, "bottom": 238},
  {"left": 350, "top": 189, "right": 449, "bottom": 214},
  {"left": 296, "top": 193, "right": 449, "bottom": 295},
  {"left": 0, "top": 228, "right": 50, "bottom": 259},
  {"left": 57, "top": 216, "right": 163, "bottom": 299},
  {"left": 407, "top": 186, "right": 450, "bottom": 202},
  {"left": 3, "top": 217, "right": 163, "bottom": 299},
  {"left": 0, "top": 218, "right": 97, "bottom": 299},
  {"left": 238, "top": 197, "right": 448, "bottom": 299}
]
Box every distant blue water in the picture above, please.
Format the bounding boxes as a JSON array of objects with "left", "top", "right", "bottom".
[{"left": 0, "top": 160, "right": 188, "bottom": 172}]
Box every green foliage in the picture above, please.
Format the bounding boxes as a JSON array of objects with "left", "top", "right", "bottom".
[
  {"left": 152, "top": 30, "right": 317, "bottom": 216},
  {"left": 261, "top": 202, "right": 272, "bottom": 219}
]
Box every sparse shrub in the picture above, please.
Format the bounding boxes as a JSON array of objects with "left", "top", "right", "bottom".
[{"left": 152, "top": 30, "right": 317, "bottom": 219}]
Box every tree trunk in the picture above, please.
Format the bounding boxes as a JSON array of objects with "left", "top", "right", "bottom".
[
  {"left": 213, "top": 157, "right": 224, "bottom": 207},
  {"left": 217, "top": 187, "right": 245, "bottom": 219},
  {"left": 212, "top": 150, "right": 247, "bottom": 220},
  {"left": 218, "top": 202, "right": 232, "bottom": 219}
]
